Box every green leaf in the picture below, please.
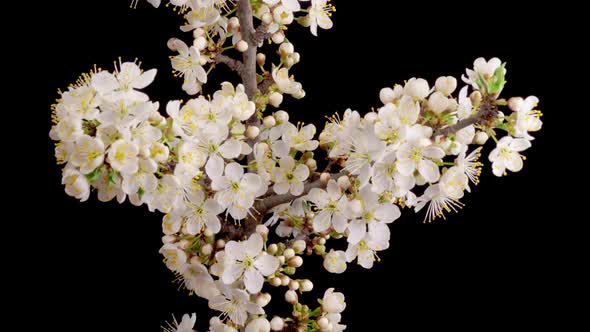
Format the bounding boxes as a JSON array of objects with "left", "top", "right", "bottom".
[
  {"left": 108, "top": 170, "right": 119, "bottom": 186},
  {"left": 488, "top": 63, "right": 507, "bottom": 94},
  {"left": 137, "top": 187, "right": 145, "bottom": 198},
  {"left": 84, "top": 167, "right": 103, "bottom": 183}
]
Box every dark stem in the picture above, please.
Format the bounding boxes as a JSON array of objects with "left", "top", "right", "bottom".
[{"left": 434, "top": 96, "right": 498, "bottom": 137}]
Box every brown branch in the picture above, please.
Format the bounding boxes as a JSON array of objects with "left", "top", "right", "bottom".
[
  {"left": 258, "top": 77, "right": 275, "bottom": 94},
  {"left": 237, "top": 0, "right": 258, "bottom": 100},
  {"left": 214, "top": 54, "right": 243, "bottom": 73},
  {"left": 434, "top": 96, "right": 498, "bottom": 137},
  {"left": 252, "top": 25, "right": 271, "bottom": 45},
  {"left": 255, "top": 170, "right": 348, "bottom": 214}
]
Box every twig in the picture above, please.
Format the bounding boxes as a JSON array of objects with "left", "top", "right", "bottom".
[
  {"left": 214, "top": 54, "right": 243, "bottom": 73},
  {"left": 434, "top": 97, "right": 498, "bottom": 137}
]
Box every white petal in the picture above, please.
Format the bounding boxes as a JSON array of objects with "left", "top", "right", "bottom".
[
  {"left": 245, "top": 233, "right": 263, "bottom": 257},
  {"left": 224, "top": 241, "right": 245, "bottom": 261},
  {"left": 313, "top": 210, "right": 332, "bottom": 232},
  {"left": 244, "top": 268, "right": 264, "bottom": 293},
  {"left": 374, "top": 204, "right": 401, "bottom": 223},
  {"left": 221, "top": 263, "right": 244, "bottom": 285},
  {"left": 254, "top": 254, "right": 280, "bottom": 276},
  {"left": 219, "top": 139, "right": 242, "bottom": 159},
  {"left": 290, "top": 181, "right": 304, "bottom": 196},
  {"left": 132, "top": 69, "right": 157, "bottom": 89},
  {"left": 347, "top": 220, "right": 366, "bottom": 245},
  {"left": 206, "top": 154, "right": 225, "bottom": 179},
  {"left": 418, "top": 159, "right": 440, "bottom": 183}
]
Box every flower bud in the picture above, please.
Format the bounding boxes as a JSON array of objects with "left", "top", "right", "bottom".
[
  {"left": 193, "top": 36, "right": 207, "bottom": 50},
  {"left": 246, "top": 126, "right": 260, "bottom": 139},
  {"left": 320, "top": 172, "right": 331, "bottom": 185},
  {"left": 474, "top": 131, "right": 489, "bottom": 145},
  {"left": 285, "top": 290, "right": 298, "bottom": 304},
  {"left": 288, "top": 256, "right": 303, "bottom": 268},
  {"left": 256, "top": 293, "right": 272, "bottom": 307},
  {"left": 508, "top": 97, "right": 524, "bottom": 112},
  {"left": 288, "top": 280, "right": 300, "bottom": 291},
  {"left": 364, "top": 112, "right": 378, "bottom": 124},
  {"left": 190, "top": 256, "right": 202, "bottom": 265},
  {"left": 246, "top": 318, "right": 271, "bottom": 332},
  {"left": 204, "top": 228, "right": 214, "bottom": 237},
  {"left": 283, "top": 248, "right": 295, "bottom": 259},
  {"left": 404, "top": 78, "right": 430, "bottom": 99},
  {"left": 291, "top": 52, "right": 301, "bottom": 64},
  {"left": 216, "top": 239, "right": 225, "bottom": 249},
  {"left": 270, "top": 317, "right": 284, "bottom": 331},
  {"left": 280, "top": 275, "right": 290, "bottom": 286},
  {"left": 271, "top": 31, "right": 285, "bottom": 44},
  {"left": 256, "top": 224, "right": 269, "bottom": 237},
  {"left": 470, "top": 91, "right": 482, "bottom": 105},
  {"left": 428, "top": 91, "right": 449, "bottom": 114},
  {"left": 275, "top": 110, "right": 289, "bottom": 123},
  {"left": 257, "top": 53, "right": 267, "bottom": 66},
  {"left": 301, "top": 279, "right": 313, "bottom": 292},
  {"left": 292, "top": 240, "right": 307, "bottom": 253},
  {"left": 262, "top": 12, "right": 273, "bottom": 25},
  {"left": 337, "top": 175, "right": 351, "bottom": 190},
  {"left": 379, "top": 87, "right": 395, "bottom": 104},
  {"left": 435, "top": 76, "right": 457, "bottom": 96},
  {"left": 317, "top": 317, "right": 330, "bottom": 330},
  {"left": 201, "top": 243, "right": 213, "bottom": 255},
  {"left": 267, "top": 243, "right": 278, "bottom": 254},
  {"left": 305, "top": 158, "right": 317, "bottom": 171},
  {"left": 269, "top": 92, "right": 283, "bottom": 107},
  {"left": 284, "top": 57, "right": 295, "bottom": 68},
  {"left": 279, "top": 42, "right": 294, "bottom": 56},
  {"left": 270, "top": 277, "right": 282, "bottom": 287},
  {"left": 228, "top": 16, "right": 240, "bottom": 32},
  {"left": 236, "top": 40, "right": 249, "bottom": 52},
  {"left": 263, "top": 115, "right": 276, "bottom": 128}
]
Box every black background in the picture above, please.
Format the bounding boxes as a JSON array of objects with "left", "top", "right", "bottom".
[{"left": 18, "top": 0, "right": 581, "bottom": 330}]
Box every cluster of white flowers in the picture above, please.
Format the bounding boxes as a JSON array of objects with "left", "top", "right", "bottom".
[{"left": 52, "top": 1, "right": 543, "bottom": 330}]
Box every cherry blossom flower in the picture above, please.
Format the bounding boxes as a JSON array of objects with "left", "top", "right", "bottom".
[
  {"left": 222, "top": 233, "right": 280, "bottom": 293},
  {"left": 488, "top": 136, "right": 531, "bottom": 176},
  {"left": 271, "top": 156, "right": 309, "bottom": 195}
]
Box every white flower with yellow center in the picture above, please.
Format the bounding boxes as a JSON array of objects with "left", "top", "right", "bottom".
[
  {"left": 488, "top": 136, "right": 531, "bottom": 177},
  {"left": 415, "top": 184, "right": 464, "bottom": 222},
  {"left": 181, "top": 0, "right": 221, "bottom": 32},
  {"left": 281, "top": 123, "right": 319, "bottom": 152},
  {"left": 211, "top": 162, "right": 265, "bottom": 220},
  {"left": 307, "top": 0, "right": 334, "bottom": 36},
  {"left": 70, "top": 135, "right": 105, "bottom": 174},
  {"left": 272, "top": 67, "right": 304, "bottom": 96},
  {"left": 264, "top": 0, "right": 300, "bottom": 12},
  {"left": 222, "top": 233, "right": 280, "bottom": 294},
  {"left": 323, "top": 249, "right": 347, "bottom": 274},
  {"left": 347, "top": 187, "right": 400, "bottom": 245},
  {"left": 271, "top": 156, "right": 309, "bottom": 196},
  {"left": 209, "top": 281, "right": 264, "bottom": 325},
  {"left": 52, "top": 117, "right": 83, "bottom": 142},
  {"left": 462, "top": 57, "right": 502, "bottom": 90},
  {"left": 307, "top": 180, "right": 348, "bottom": 233},
  {"left": 439, "top": 166, "right": 468, "bottom": 200},
  {"left": 163, "top": 313, "right": 196, "bottom": 332},
  {"left": 513, "top": 96, "right": 543, "bottom": 140},
  {"left": 321, "top": 288, "right": 346, "bottom": 313},
  {"left": 159, "top": 243, "right": 187, "bottom": 272},
  {"left": 107, "top": 139, "right": 139, "bottom": 174},
  {"left": 371, "top": 152, "right": 415, "bottom": 196},
  {"left": 171, "top": 39, "right": 207, "bottom": 95},
  {"left": 396, "top": 138, "right": 445, "bottom": 183},
  {"left": 344, "top": 126, "right": 385, "bottom": 187},
  {"left": 62, "top": 168, "right": 91, "bottom": 202}
]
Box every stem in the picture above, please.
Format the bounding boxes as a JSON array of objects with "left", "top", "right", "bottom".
[
  {"left": 214, "top": 54, "right": 243, "bottom": 73},
  {"left": 434, "top": 96, "right": 498, "bottom": 137},
  {"left": 237, "top": 0, "right": 258, "bottom": 100}
]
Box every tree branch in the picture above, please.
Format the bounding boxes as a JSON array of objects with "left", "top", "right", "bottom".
[
  {"left": 255, "top": 170, "right": 348, "bottom": 213},
  {"left": 237, "top": 0, "right": 258, "bottom": 100},
  {"left": 214, "top": 54, "right": 243, "bottom": 73},
  {"left": 252, "top": 24, "right": 271, "bottom": 45},
  {"left": 258, "top": 77, "right": 275, "bottom": 94},
  {"left": 434, "top": 97, "right": 498, "bottom": 137}
]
